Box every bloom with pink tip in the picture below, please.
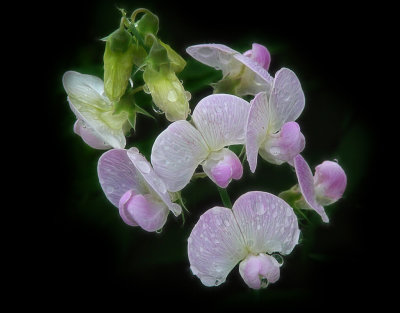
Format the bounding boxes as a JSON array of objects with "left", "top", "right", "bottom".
[
  {"left": 186, "top": 43, "right": 273, "bottom": 96},
  {"left": 151, "top": 94, "right": 249, "bottom": 191},
  {"left": 98, "top": 147, "right": 181, "bottom": 232},
  {"left": 188, "top": 191, "right": 300, "bottom": 289},
  {"left": 294, "top": 155, "right": 347, "bottom": 223},
  {"left": 246, "top": 68, "right": 306, "bottom": 172}
]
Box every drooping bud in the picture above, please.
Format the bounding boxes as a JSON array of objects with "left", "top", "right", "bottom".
[
  {"left": 143, "top": 64, "right": 189, "bottom": 121},
  {"left": 159, "top": 40, "right": 186, "bottom": 73},
  {"left": 202, "top": 148, "right": 243, "bottom": 188},
  {"left": 314, "top": 161, "right": 347, "bottom": 205},
  {"left": 134, "top": 9, "right": 159, "bottom": 40},
  {"left": 103, "top": 25, "right": 135, "bottom": 103},
  {"left": 259, "top": 121, "right": 305, "bottom": 165},
  {"left": 239, "top": 253, "right": 281, "bottom": 289},
  {"left": 118, "top": 190, "right": 169, "bottom": 232}
]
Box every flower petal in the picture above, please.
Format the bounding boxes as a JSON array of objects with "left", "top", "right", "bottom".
[
  {"left": 188, "top": 206, "right": 248, "bottom": 287},
  {"left": 192, "top": 94, "right": 250, "bottom": 150},
  {"left": 294, "top": 155, "right": 329, "bottom": 223},
  {"left": 233, "top": 53, "right": 274, "bottom": 95},
  {"left": 127, "top": 147, "right": 182, "bottom": 216},
  {"left": 245, "top": 92, "right": 270, "bottom": 173},
  {"left": 151, "top": 120, "right": 209, "bottom": 192},
  {"left": 186, "top": 44, "right": 239, "bottom": 76},
  {"left": 232, "top": 191, "right": 300, "bottom": 255},
  {"left": 249, "top": 43, "right": 271, "bottom": 71},
  {"left": 73, "top": 120, "right": 112, "bottom": 150},
  {"left": 269, "top": 68, "right": 305, "bottom": 133},
  {"left": 97, "top": 149, "right": 146, "bottom": 208}
]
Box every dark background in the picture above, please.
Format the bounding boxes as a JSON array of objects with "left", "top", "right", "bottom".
[{"left": 26, "top": 0, "right": 386, "bottom": 310}]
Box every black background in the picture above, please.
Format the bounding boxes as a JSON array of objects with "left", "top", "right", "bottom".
[{"left": 20, "top": 0, "right": 389, "bottom": 311}]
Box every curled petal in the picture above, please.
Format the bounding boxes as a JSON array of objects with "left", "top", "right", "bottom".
[
  {"left": 119, "top": 192, "right": 169, "bottom": 232},
  {"left": 97, "top": 149, "right": 145, "bottom": 208},
  {"left": 151, "top": 121, "right": 209, "bottom": 192},
  {"left": 186, "top": 44, "right": 239, "bottom": 76},
  {"left": 239, "top": 253, "right": 280, "bottom": 289},
  {"left": 314, "top": 161, "right": 347, "bottom": 205},
  {"left": 127, "top": 148, "right": 182, "bottom": 216},
  {"left": 192, "top": 94, "right": 250, "bottom": 150},
  {"left": 269, "top": 68, "right": 305, "bottom": 133},
  {"left": 245, "top": 92, "right": 270, "bottom": 173},
  {"left": 202, "top": 149, "right": 243, "bottom": 188},
  {"left": 243, "top": 43, "right": 271, "bottom": 71},
  {"left": 233, "top": 191, "right": 300, "bottom": 255},
  {"left": 188, "top": 206, "right": 248, "bottom": 287},
  {"left": 294, "top": 155, "right": 329, "bottom": 223},
  {"left": 259, "top": 121, "right": 305, "bottom": 165},
  {"left": 73, "top": 120, "right": 111, "bottom": 150}
]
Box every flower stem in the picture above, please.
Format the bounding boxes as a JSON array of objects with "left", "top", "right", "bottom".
[{"left": 217, "top": 187, "right": 232, "bottom": 209}]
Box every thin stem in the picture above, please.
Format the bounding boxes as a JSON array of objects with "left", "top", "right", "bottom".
[
  {"left": 217, "top": 187, "right": 232, "bottom": 209},
  {"left": 238, "top": 145, "right": 245, "bottom": 159},
  {"left": 128, "top": 85, "right": 144, "bottom": 95},
  {"left": 191, "top": 172, "right": 207, "bottom": 181}
]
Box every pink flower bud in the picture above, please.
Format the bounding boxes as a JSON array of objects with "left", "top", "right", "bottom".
[
  {"left": 243, "top": 43, "right": 271, "bottom": 71},
  {"left": 239, "top": 253, "right": 280, "bottom": 289},
  {"left": 314, "top": 161, "right": 347, "bottom": 205}
]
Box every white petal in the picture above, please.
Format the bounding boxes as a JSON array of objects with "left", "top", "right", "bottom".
[
  {"left": 245, "top": 92, "right": 270, "bottom": 173},
  {"left": 188, "top": 206, "right": 248, "bottom": 287},
  {"left": 73, "top": 120, "right": 112, "bottom": 150},
  {"left": 151, "top": 120, "right": 209, "bottom": 192},
  {"left": 192, "top": 94, "right": 250, "bottom": 151},
  {"left": 233, "top": 191, "right": 300, "bottom": 255},
  {"left": 127, "top": 148, "right": 182, "bottom": 216},
  {"left": 269, "top": 68, "right": 305, "bottom": 133}
]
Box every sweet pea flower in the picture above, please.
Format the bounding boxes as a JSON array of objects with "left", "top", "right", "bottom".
[
  {"left": 62, "top": 71, "right": 129, "bottom": 149},
  {"left": 246, "top": 68, "right": 306, "bottom": 172},
  {"left": 294, "top": 154, "right": 347, "bottom": 223},
  {"left": 188, "top": 191, "right": 300, "bottom": 289},
  {"left": 151, "top": 94, "right": 250, "bottom": 191},
  {"left": 98, "top": 147, "right": 182, "bottom": 232},
  {"left": 186, "top": 43, "right": 273, "bottom": 96}
]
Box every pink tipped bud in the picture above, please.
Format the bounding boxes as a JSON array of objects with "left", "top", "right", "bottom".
[
  {"left": 118, "top": 190, "right": 168, "bottom": 232},
  {"left": 202, "top": 149, "right": 243, "bottom": 188},
  {"left": 314, "top": 161, "right": 347, "bottom": 205},
  {"left": 262, "top": 121, "right": 305, "bottom": 165},
  {"left": 239, "top": 253, "right": 280, "bottom": 289},
  {"left": 243, "top": 43, "right": 271, "bottom": 71}
]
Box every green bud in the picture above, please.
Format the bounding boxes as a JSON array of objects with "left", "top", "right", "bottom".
[
  {"left": 159, "top": 40, "right": 186, "bottom": 73},
  {"left": 143, "top": 65, "right": 190, "bottom": 121},
  {"left": 147, "top": 39, "right": 170, "bottom": 69},
  {"left": 103, "top": 37, "right": 135, "bottom": 103},
  {"left": 135, "top": 10, "right": 159, "bottom": 38}
]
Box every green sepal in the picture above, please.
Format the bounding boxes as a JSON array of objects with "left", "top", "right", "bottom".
[
  {"left": 134, "top": 103, "right": 155, "bottom": 119},
  {"left": 109, "top": 27, "right": 132, "bottom": 53},
  {"left": 131, "top": 42, "right": 148, "bottom": 67},
  {"left": 159, "top": 40, "right": 186, "bottom": 73},
  {"left": 147, "top": 39, "right": 169, "bottom": 69},
  {"left": 278, "top": 185, "right": 303, "bottom": 209},
  {"left": 135, "top": 10, "right": 159, "bottom": 38},
  {"left": 128, "top": 109, "right": 137, "bottom": 131},
  {"left": 212, "top": 75, "right": 242, "bottom": 94}
]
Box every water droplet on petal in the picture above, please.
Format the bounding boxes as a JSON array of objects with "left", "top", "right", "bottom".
[
  {"left": 106, "top": 186, "right": 114, "bottom": 193},
  {"left": 143, "top": 85, "right": 151, "bottom": 94},
  {"left": 184, "top": 90, "right": 191, "bottom": 101},
  {"left": 152, "top": 103, "right": 163, "bottom": 114},
  {"left": 256, "top": 204, "right": 266, "bottom": 215},
  {"left": 167, "top": 90, "right": 178, "bottom": 102},
  {"left": 136, "top": 161, "right": 151, "bottom": 173}
]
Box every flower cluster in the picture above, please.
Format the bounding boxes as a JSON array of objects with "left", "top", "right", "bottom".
[{"left": 63, "top": 8, "right": 347, "bottom": 290}]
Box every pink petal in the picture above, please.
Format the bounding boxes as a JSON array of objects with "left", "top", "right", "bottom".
[
  {"left": 244, "top": 43, "right": 271, "bottom": 71},
  {"left": 97, "top": 149, "right": 145, "bottom": 208},
  {"left": 294, "top": 155, "right": 329, "bottom": 223},
  {"left": 151, "top": 121, "right": 209, "bottom": 192},
  {"left": 239, "top": 253, "right": 280, "bottom": 289},
  {"left": 269, "top": 68, "right": 305, "bottom": 133},
  {"left": 245, "top": 92, "right": 270, "bottom": 173},
  {"left": 232, "top": 191, "right": 300, "bottom": 255},
  {"left": 188, "top": 206, "right": 248, "bottom": 287},
  {"left": 118, "top": 190, "right": 139, "bottom": 226},
  {"left": 192, "top": 94, "right": 250, "bottom": 151},
  {"left": 73, "top": 120, "right": 111, "bottom": 150}
]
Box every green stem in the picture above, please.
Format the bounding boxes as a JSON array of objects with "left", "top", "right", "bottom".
[
  {"left": 128, "top": 23, "right": 149, "bottom": 53},
  {"left": 217, "top": 187, "right": 232, "bottom": 209}
]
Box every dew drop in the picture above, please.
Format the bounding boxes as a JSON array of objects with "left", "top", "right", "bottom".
[
  {"left": 143, "top": 85, "right": 151, "bottom": 94},
  {"left": 106, "top": 186, "right": 114, "bottom": 193},
  {"left": 223, "top": 220, "right": 230, "bottom": 227},
  {"left": 167, "top": 90, "right": 178, "bottom": 102},
  {"left": 152, "top": 103, "right": 163, "bottom": 114},
  {"left": 156, "top": 228, "right": 163, "bottom": 234},
  {"left": 184, "top": 90, "right": 192, "bottom": 101},
  {"left": 270, "top": 146, "right": 281, "bottom": 156},
  {"left": 256, "top": 204, "right": 266, "bottom": 215}
]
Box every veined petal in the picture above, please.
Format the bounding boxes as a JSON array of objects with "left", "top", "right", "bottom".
[
  {"left": 234, "top": 53, "right": 274, "bottom": 95},
  {"left": 62, "top": 71, "right": 111, "bottom": 110},
  {"left": 151, "top": 120, "right": 209, "bottom": 192},
  {"left": 186, "top": 44, "right": 239, "bottom": 76},
  {"left": 188, "top": 206, "right": 248, "bottom": 287},
  {"left": 192, "top": 94, "right": 250, "bottom": 151},
  {"left": 233, "top": 191, "right": 300, "bottom": 255},
  {"left": 73, "top": 120, "right": 111, "bottom": 150},
  {"left": 245, "top": 92, "right": 270, "bottom": 173},
  {"left": 294, "top": 155, "right": 329, "bottom": 223},
  {"left": 269, "top": 68, "right": 305, "bottom": 133},
  {"left": 127, "top": 148, "right": 182, "bottom": 216},
  {"left": 97, "top": 149, "right": 146, "bottom": 208}
]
